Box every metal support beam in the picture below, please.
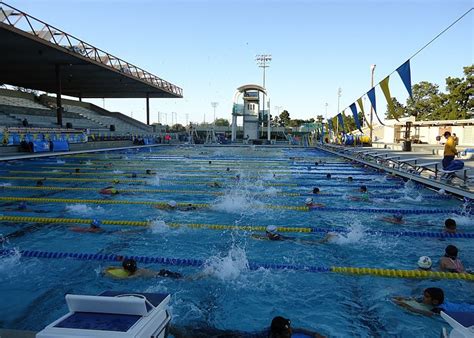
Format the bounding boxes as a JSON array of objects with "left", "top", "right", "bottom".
[
  {"left": 55, "top": 64, "right": 63, "bottom": 126},
  {"left": 146, "top": 93, "right": 150, "bottom": 125}
]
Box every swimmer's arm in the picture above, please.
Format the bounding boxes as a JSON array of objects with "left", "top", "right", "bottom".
[
  {"left": 292, "top": 328, "right": 327, "bottom": 338},
  {"left": 392, "top": 297, "right": 434, "bottom": 317}
]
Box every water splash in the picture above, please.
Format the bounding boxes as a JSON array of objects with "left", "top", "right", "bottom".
[
  {"left": 65, "top": 204, "right": 105, "bottom": 216},
  {"left": 211, "top": 189, "right": 265, "bottom": 215},
  {"left": 0, "top": 183, "right": 12, "bottom": 187},
  {"left": 149, "top": 220, "right": 170, "bottom": 234},
  {"left": 331, "top": 221, "right": 365, "bottom": 245},
  {"left": 113, "top": 170, "right": 124, "bottom": 174},
  {"left": 202, "top": 245, "right": 249, "bottom": 280},
  {"left": 85, "top": 160, "right": 93, "bottom": 166},
  {"left": 56, "top": 160, "right": 65, "bottom": 164},
  {"left": 149, "top": 175, "right": 160, "bottom": 186},
  {"left": 0, "top": 248, "right": 21, "bottom": 273}
]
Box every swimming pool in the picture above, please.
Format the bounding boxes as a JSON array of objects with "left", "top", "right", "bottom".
[{"left": 0, "top": 145, "right": 472, "bottom": 337}]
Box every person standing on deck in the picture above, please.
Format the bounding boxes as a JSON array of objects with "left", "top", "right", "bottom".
[{"left": 442, "top": 131, "right": 457, "bottom": 169}]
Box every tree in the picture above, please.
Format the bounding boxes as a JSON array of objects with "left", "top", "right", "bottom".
[
  {"left": 316, "top": 115, "right": 324, "bottom": 123},
  {"left": 279, "top": 110, "right": 290, "bottom": 126},
  {"left": 214, "top": 118, "right": 230, "bottom": 127},
  {"left": 405, "top": 81, "right": 445, "bottom": 120},
  {"left": 170, "top": 124, "right": 186, "bottom": 132},
  {"left": 386, "top": 97, "right": 410, "bottom": 120}
]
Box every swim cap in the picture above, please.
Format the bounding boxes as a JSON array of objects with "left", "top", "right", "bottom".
[
  {"left": 305, "top": 197, "right": 313, "bottom": 205},
  {"left": 113, "top": 179, "right": 120, "bottom": 184},
  {"left": 418, "top": 256, "right": 432, "bottom": 269},
  {"left": 393, "top": 213, "right": 403, "bottom": 221},
  {"left": 91, "top": 219, "right": 102, "bottom": 228},
  {"left": 168, "top": 200, "right": 177, "bottom": 208},
  {"left": 438, "top": 189, "right": 446, "bottom": 195},
  {"left": 266, "top": 225, "right": 278, "bottom": 234}
]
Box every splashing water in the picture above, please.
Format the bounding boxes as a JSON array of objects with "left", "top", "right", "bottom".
[
  {"left": 212, "top": 189, "right": 264, "bottom": 215},
  {"left": 0, "top": 248, "right": 21, "bottom": 273},
  {"left": 56, "top": 160, "right": 65, "bottom": 164},
  {"left": 149, "top": 220, "right": 170, "bottom": 234},
  {"left": 0, "top": 183, "right": 12, "bottom": 187},
  {"left": 65, "top": 204, "right": 105, "bottom": 216},
  {"left": 113, "top": 170, "right": 124, "bottom": 174},
  {"left": 202, "top": 245, "right": 249, "bottom": 280},
  {"left": 331, "top": 221, "right": 365, "bottom": 245},
  {"left": 149, "top": 175, "right": 160, "bottom": 186},
  {"left": 85, "top": 160, "right": 93, "bottom": 166}
]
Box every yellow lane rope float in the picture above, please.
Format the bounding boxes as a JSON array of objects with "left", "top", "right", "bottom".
[
  {"left": 0, "top": 215, "right": 311, "bottom": 232},
  {"left": 0, "top": 196, "right": 308, "bottom": 211},
  {"left": 0, "top": 185, "right": 302, "bottom": 196},
  {"left": 331, "top": 267, "right": 474, "bottom": 281},
  {"left": 0, "top": 176, "right": 299, "bottom": 187}
]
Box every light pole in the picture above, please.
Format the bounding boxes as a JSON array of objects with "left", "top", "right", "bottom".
[
  {"left": 325, "top": 103, "right": 328, "bottom": 119},
  {"left": 336, "top": 88, "right": 342, "bottom": 134},
  {"left": 370, "top": 64, "right": 376, "bottom": 141},
  {"left": 256, "top": 54, "right": 272, "bottom": 137},
  {"left": 211, "top": 102, "right": 218, "bottom": 125}
]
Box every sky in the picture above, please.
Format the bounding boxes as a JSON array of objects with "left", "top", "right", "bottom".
[{"left": 3, "top": 0, "right": 474, "bottom": 126}]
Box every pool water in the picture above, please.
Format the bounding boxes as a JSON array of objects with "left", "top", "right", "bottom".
[{"left": 0, "top": 145, "right": 472, "bottom": 337}]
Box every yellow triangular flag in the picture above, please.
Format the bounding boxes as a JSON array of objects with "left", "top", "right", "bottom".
[{"left": 380, "top": 76, "right": 398, "bottom": 121}]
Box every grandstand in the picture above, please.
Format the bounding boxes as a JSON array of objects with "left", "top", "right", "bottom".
[{"left": 0, "top": 2, "right": 183, "bottom": 155}]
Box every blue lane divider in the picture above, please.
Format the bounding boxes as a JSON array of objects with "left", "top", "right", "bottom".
[
  {"left": 318, "top": 207, "right": 466, "bottom": 215},
  {"left": 0, "top": 249, "right": 331, "bottom": 273},
  {"left": 309, "top": 226, "right": 474, "bottom": 239},
  {"left": 305, "top": 193, "right": 451, "bottom": 200}
]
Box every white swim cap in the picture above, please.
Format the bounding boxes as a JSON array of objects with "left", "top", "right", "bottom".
[
  {"left": 266, "top": 225, "right": 278, "bottom": 234},
  {"left": 168, "top": 200, "right": 177, "bottom": 208},
  {"left": 305, "top": 197, "right": 313, "bottom": 205},
  {"left": 418, "top": 256, "right": 432, "bottom": 269},
  {"left": 438, "top": 189, "right": 446, "bottom": 195}
]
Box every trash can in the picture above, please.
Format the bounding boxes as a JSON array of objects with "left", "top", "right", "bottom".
[{"left": 402, "top": 140, "right": 412, "bottom": 152}]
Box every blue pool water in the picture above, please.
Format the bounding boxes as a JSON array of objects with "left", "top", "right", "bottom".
[{"left": 0, "top": 146, "right": 473, "bottom": 337}]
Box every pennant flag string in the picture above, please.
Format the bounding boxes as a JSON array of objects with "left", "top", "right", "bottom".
[{"left": 350, "top": 103, "right": 363, "bottom": 133}]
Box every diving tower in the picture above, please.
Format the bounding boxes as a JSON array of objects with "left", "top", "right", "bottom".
[{"left": 231, "top": 84, "right": 267, "bottom": 142}]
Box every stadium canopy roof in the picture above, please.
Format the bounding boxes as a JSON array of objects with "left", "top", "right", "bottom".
[{"left": 0, "top": 2, "right": 183, "bottom": 99}]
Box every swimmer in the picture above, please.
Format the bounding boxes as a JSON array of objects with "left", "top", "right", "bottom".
[
  {"left": 3, "top": 201, "right": 49, "bottom": 213},
  {"left": 380, "top": 213, "right": 404, "bottom": 225},
  {"left": 305, "top": 197, "right": 325, "bottom": 208},
  {"left": 70, "top": 219, "right": 104, "bottom": 233},
  {"left": 347, "top": 176, "right": 353, "bottom": 182},
  {"left": 145, "top": 169, "right": 156, "bottom": 175},
  {"left": 179, "top": 203, "right": 196, "bottom": 211},
  {"left": 439, "top": 245, "right": 465, "bottom": 273},
  {"left": 207, "top": 181, "right": 222, "bottom": 188},
  {"left": 393, "top": 287, "right": 474, "bottom": 317},
  {"left": 417, "top": 256, "right": 432, "bottom": 271},
  {"left": 131, "top": 172, "right": 137, "bottom": 178},
  {"left": 444, "top": 218, "right": 457, "bottom": 234},
  {"left": 104, "top": 258, "right": 182, "bottom": 279},
  {"left": 252, "top": 225, "right": 333, "bottom": 244},
  {"left": 36, "top": 179, "right": 44, "bottom": 187},
  {"left": 326, "top": 173, "right": 331, "bottom": 179},
  {"left": 226, "top": 167, "right": 230, "bottom": 172},
  {"left": 99, "top": 186, "right": 119, "bottom": 195},
  {"left": 112, "top": 179, "right": 120, "bottom": 184},
  {"left": 75, "top": 168, "right": 80, "bottom": 173},
  {"left": 348, "top": 185, "right": 369, "bottom": 202},
  {"left": 312, "top": 187, "right": 320, "bottom": 194}
]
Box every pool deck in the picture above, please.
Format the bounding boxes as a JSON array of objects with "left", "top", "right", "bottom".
[
  {"left": 318, "top": 144, "right": 474, "bottom": 199},
  {"left": 0, "top": 329, "right": 36, "bottom": 338}
]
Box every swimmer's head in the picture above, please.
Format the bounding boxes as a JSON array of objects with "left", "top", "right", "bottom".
[
  {"left": 266, "top": 225, "right": 278, "bottom": 234},
  {"left": 90, "top": 219, "right": 102, "bottom": 229},
  {"left": 131, "top": 172, "right": 137, "bottom": 178},
  {"left": 393, "top": 213, "right": 403, "bottom": 221},
  {"left": 122, "top": 258, "right": 137, "bottom": 274},
  {"left": 305, "top": 197, "right": 313, "bottom": 206},
  {"left": 438, "top": 189, "right": 446, "bottom": 195},
  {"left": 359, "top": 185, "right": 367, "bottom": 193},
  {"left": 326, "top": 173, "right": 331, "bottom": 179},
  {"left": 444, "top": 218, "right": 456, "bottom": 233},
  {"left": 347, "top": 176, "right": 353, "bottom": 182},
  {"left": 312, "top": 187, "right": 320, "bottom": 194},
  {"left": 167, "top": 200, "right": 177, "bottom": 208},
  {"left": 418, "top": 256, "right": 432, "bottom": 270}
]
